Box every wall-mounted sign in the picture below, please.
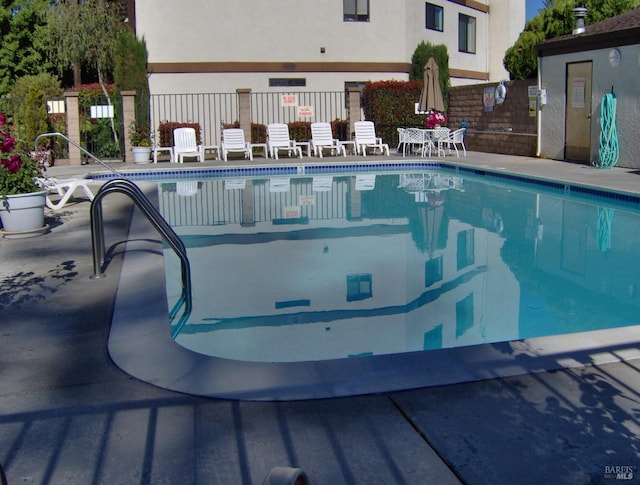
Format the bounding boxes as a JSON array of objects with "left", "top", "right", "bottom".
[
  {"left": 281, "top": 94, "right": 297, "bottom": 107},
  {"left": 298, "top": 106, "right": 313, "bottom": 118},
  {"left": 571, "top": 77, "right": 586, "bottom": 108},
  {"left": 483, "top": 87, "right": 495, "bottom": 112}
]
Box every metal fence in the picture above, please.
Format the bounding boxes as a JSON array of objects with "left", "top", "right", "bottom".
[
  {"left": 150, "top": 93, "right": 239, "bottom": 147},
  {"left": 251, "top": 91, "right": 347, "bottom": 125},
  {"left": 3, "top": 90, "right": 350, "bottom": 159},
  {"left": 149, "top": 91, "right": 347, "bottom": 146},
  {"left": 79, "top": 94, "right": 124, "bottom": 160}
]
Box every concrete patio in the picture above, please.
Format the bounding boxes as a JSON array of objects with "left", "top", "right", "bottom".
[{"left": 1, "top": 151, "right": 639, "bottom": 484}]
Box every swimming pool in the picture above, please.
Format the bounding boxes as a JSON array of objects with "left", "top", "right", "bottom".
[{"left": 104, "top": 162, "right": 640, "bottom": 400}]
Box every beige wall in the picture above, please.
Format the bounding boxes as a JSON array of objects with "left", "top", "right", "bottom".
[{"left": 137, "top": 0, "right": 525, "bottom": 94}]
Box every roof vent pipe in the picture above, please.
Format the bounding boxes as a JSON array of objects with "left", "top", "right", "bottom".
[{"left": 573, "top": 6, "right": 587, "bottom": 34}]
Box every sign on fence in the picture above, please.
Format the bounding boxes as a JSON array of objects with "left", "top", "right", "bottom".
[
  {"left": 298, "top": 106, "right": 314, "bottom": 117},
  {"left": 47, "top": 100, "right": 65, "bottom": 114},
  {"left": 281, "top": 95, "right": 297, "bottom": 107},
  {"left": 90, "top": 105, "right": 114, "bottom": 119}
]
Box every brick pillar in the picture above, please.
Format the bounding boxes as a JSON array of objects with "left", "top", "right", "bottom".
[
  {"left": 64, "top": 91, "right": 81, "bottom": 165},
  {"left": 347, "top": 87, "right": 362, "bottom": 140},
  {"left": 237, "top": 88, "right": 252, "bottom": 141},
  {"left": 121, "top": 90, "right": 136, "bottom": 162}
]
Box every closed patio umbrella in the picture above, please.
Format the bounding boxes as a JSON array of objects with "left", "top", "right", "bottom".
[{"left": 419, "top": 57, "right": 445, "bottom": 113}]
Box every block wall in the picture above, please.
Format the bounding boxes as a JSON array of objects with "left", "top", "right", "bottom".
[{"left": 448, "top": 80, "right": 537, "bottom": 157}]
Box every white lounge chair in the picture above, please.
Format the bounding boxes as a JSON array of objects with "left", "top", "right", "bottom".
[
  {"left": 355, "top": 174, "right": 376, "bottom": 190},
  {"left": 310, "top": 122, "right": 346, "bottom": 158},
  {"left": 176, "top": 181, "right": 198, "bottom": 196},
  {"left": 173, "top": 127, "right": 204, "bottom": 163},
  {"left": 267, "top": 123, "right": 302, "bottom": 159},
  {"left": 354, "top": 121, "right": 389, "bottom": 157},
  {"left": 38, "top": 177, "right": 95, "bottom": 210},
  {"left": 221, "top": 128, "right": 253, "bottom": 161},
  {"left": 312, "top": 176, "right": 333, "bottom": 192},
  {"left": 437, "top": 128, "right": 467, "bottom": 157},
  {"left": 269, "top": 177, "right": 291, "bottom": 192}
]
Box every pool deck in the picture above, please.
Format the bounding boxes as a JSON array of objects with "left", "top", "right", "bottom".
[{"left": 1, "top": 151, "right": 639, "bottom": 484}]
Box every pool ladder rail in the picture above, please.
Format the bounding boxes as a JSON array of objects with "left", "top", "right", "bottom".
[
  {"left": 35, "top": 133, "right": 192, "bottom": 335},
  {"left": 90, "top": 179, "right": 193, "bottom": 336}
]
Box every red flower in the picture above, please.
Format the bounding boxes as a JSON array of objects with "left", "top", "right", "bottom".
[
  {"left": 1, "top": 154, "right": 23, "bottom": 173},
  {"left": 1, "top": 136, "right": 16, "bottom": 154}
]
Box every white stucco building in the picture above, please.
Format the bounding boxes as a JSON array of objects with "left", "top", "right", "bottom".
[{"left": 132, "top": 0, "right": 525, "bottom": 95}]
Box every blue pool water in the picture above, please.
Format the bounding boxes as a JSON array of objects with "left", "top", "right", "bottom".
[{"left": 151, "top": 166, "right": 640, "bottom": 363}]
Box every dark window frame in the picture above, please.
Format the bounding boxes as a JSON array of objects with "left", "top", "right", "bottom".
[
  {"left": 426, "top": 3, "right": 443, "bottom": 32},
  {"left": 425, "top": 256, "right": 443, "bottom": 287},
  {"left": 344, "top": 0, "right": 370, "bottom": 22},
  {"left": 346, "top": 274, "right": 373, "bottom": 302},
  {"left": 269, "top": 78, "right": 306, "bottom": 88},
  {"left": 458, "top": 13, "right": 476, "bottom": 54}
]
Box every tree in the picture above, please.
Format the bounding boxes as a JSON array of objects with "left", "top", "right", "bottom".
[
  {"left": 410, "top": 42, "right": 450, "bottom": 109},
  {"left": 46, "top": 0, "right": 127, "bottom": 145},
  {"left": 114, "top": 29, "right": 150, "bottom": 139},
  {"left": 46, "top": 0, "right": 126, "bottom": 88},
  {"left": 0, "top": 0, "right": 52, "bottom": 96},
  {"left": 504, "top": 0, "right": 640, "bottom": 80}
]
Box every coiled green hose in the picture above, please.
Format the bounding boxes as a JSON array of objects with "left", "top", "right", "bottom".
[{"left": 596, "top": 92, "right": 618, "bottom": 169}]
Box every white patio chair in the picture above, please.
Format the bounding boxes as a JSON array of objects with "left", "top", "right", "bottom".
[
  {"left": 430, "top": 127, "right": 451, "bottom": 157},
  {"left": 397, "top": 128, "right": 407, "bottom": 154},
  {"left": 310, "top": 122, "right": 346, "bottom": 158},
  {"left": 173, "top": 127, "right": 204, "bottom": 163},
  {"left": 37, "top": 177, "right": 95, "bottom": 211},
  {"left": 404, "top": 128, "right": 431, "bottom": 157},
  {"left": 221, "top": 128, "right": 253, "bottom": 161},
  {"left": 267, "top": 123, "right": 302, "bottom": 159},
  {"left": 354, "top": 121, "right": 389, "bottom": 157},
  {"left": 437, "top": 128, "right": 467, "bottom": 157}
]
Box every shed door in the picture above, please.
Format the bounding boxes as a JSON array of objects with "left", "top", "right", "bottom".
[{"left": 564, "top": 62, "right": 592, "bottom": 162}]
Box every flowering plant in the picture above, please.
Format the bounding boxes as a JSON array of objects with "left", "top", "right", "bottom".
[
  {"left": 1, "top": 113, "right": 43, "bottom": 199},
  {"left": 425, "top": 111, "right": 448, "bottom": 129},
  {"left": 128, "top": 121, "right": 151, "bottom": 147}
]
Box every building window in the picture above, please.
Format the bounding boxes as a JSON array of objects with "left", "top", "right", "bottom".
[
  {"left": 346, "top": 274, "right": 372, "bottom": 301},
  {"left": 425, "top": 256, "right": 443, "bottom": 287},
  {"left": 426, "top": 3, "right": 443, "bottom": 32},
  {"left": 458, "top": 13, "right": 476, "bottom": 54},
  {"left": 269, "top": 78, "right": 306, "bottom": 87},
  {"left": 455, "top": 293, "right": 474, "bottom": 337},
  {"left": 344, "top": 0, "right": 369, "bottom": 21},
  {"left": 456, "top": 229, "right": 475, "bottom": 270}
]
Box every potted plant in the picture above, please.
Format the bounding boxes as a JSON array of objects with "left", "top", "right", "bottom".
[
  {"left": 128, "top": 121, "right": 152, "bottom": 163},
  {"left": 0, "top": 112, "right": 48, "bottom": 237},
  {"left": 425, "top": 111, "right": 448, "bottom": 129}
]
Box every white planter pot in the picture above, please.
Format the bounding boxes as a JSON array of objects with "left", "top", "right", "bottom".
[
  {"left": 131, "top": 146, "right": 152, "bottom": 163},
  {"left": 0, "top": 190, "right": 47, "bottom": 237}
]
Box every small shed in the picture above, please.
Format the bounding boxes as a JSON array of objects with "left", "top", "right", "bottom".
[{"left": 536, "top": 8, "right": 640, "bottom": 168}]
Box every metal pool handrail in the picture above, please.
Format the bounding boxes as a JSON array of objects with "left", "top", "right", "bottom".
[
  {"left": 90, "top": 178, "right": 192, "bottom": 335},
  {"left": 35, "top": 132, "right": 123, "bottom": 178}
]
